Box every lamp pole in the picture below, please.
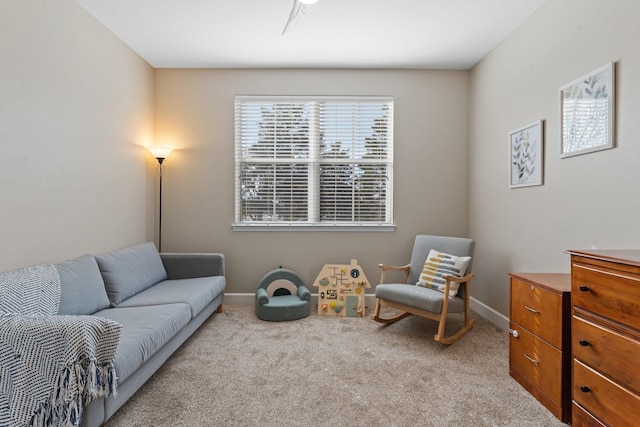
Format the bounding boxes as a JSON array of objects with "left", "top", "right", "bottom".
[
  {"left": 148, "top": 146, "right": 172, "bottom": 253},
  {"left": 155, "top": 157, "right": 166, "bottom": 252}
]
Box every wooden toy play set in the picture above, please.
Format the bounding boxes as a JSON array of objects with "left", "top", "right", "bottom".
[{"left": 312, "top": 259, "right": 370, "bottom": 317}]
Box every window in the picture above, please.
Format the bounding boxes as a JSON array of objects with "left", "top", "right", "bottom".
[{"left": 234, "top": 96, "right": 394, "bottom": 231}]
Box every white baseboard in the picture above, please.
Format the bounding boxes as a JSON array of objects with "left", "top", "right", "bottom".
[
  {"left": 223, "top": 293, "right": 509, "bottom": 331},
  {"left": 470, "top": 296, "right": 509, "bottom": 331},
  {"left": 221, "top": 293, "right": 255, "bottom": 305}
]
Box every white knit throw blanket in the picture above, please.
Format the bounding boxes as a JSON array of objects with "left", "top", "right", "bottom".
[{"left": 0, "top": 263, "right": 122, "bottom": 427}]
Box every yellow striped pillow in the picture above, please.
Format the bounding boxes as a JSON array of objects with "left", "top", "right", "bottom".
[{"left": 417, "top": 250, "right": 471, "bottom": 297}]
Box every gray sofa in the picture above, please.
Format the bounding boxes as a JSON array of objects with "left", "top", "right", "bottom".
[{"left": 53, "top": 242, "right": 225, "bottom": 426}]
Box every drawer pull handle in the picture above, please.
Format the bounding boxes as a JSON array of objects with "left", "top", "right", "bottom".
[
  {"left": 580, "top": 386, "right": 591, "bottom": 393},
  {"left": 524, "top": 305, "right": 540, "bottom": 314},
  {"left": 524, "top": 353, "right": 539, "bottom": 364},
  {"left": 579, "top": 340, "right": 591, "bottom": 347},
  {"left": 579, "top": 286, "right": 590, "bottom": 292}
]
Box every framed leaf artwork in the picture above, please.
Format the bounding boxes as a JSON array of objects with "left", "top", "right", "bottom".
[
  {"left": 509, "top": 120, "right": 543, "bottom": 188},
  {"left": 560, "top": 62, "right": 615, "bottom": 158}
]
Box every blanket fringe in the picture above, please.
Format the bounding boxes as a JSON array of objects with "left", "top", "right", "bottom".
[{"left": 29, "top": 357, "right": 118, "bottom": 427}]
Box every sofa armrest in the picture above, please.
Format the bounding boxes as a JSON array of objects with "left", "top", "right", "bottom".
[{"left": 160, "top": 253, "right": 225, "bottom": 280}]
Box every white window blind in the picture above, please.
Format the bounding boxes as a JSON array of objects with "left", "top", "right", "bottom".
[{"left": 234, "top": 96, "right": 394, "bottom": 230}]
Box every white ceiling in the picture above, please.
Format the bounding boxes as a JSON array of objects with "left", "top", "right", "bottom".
[{"left": 74, "top": 0, "right": 547, "bottom": 70}]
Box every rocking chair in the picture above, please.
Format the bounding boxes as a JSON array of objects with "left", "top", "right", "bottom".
[{"left": 371, "top": 235, "right": 475, "bottom": 345}]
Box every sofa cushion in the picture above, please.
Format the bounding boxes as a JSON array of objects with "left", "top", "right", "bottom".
[
  {"left": 56, "top": 255, "right": 110, "bottom": 315},
  {"left": 95, "top": 242, "right": 168, "bottom": 307},
  {"left": 93, "top": 304, "right": 191, "bottom": 383},
  {"left": 116, "top": 276, "right": 225, "bottom": 318}
]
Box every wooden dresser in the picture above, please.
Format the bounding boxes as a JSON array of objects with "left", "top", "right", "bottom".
[
  {"left": 568, "top": 250, "right": 640, "bottom": 426},
  {"left": 508, "top": 273, "right": 572, "bottom": 422}
]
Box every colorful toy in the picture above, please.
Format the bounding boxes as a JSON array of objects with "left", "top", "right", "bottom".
[{"left": 313, "top": 259, "right": 370, "bottom": 317}]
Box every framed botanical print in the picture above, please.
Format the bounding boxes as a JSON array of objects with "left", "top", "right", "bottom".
[
  {"left": 509, "top": 120, "right": 543, "bottom": 188},
  {"left": 560, "top": 62, "right": 615, "bottom": 158}
]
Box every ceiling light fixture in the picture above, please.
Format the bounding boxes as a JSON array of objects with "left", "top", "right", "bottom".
[{"left": 281, "top": 0, "right": 320, "bottom": 35}]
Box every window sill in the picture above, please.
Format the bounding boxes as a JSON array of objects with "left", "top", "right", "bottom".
[{"left": 231, "top": 223, "right": 396, "bottom": 232}]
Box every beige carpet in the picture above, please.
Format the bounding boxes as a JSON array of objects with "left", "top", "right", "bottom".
[{"left": 103, "top": 305, "right": 566, "bottom": 427}]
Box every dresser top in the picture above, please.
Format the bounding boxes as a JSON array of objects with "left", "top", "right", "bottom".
[
  {"left": 509, "top": 272, "right": 571, "bottom": 293},
  {"left": 567, "top": 249, "right": 640, "bottom": 267}
]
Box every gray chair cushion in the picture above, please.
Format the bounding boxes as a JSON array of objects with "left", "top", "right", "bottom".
[
  {"left": 94, "top": 303, "right": 191, "bottom": 383},
  {"left": 375, "top": 283, "right": 465, "bottom": 313},
  {"left": 116, "top": 276, "right": 226, "bottom": 318},
  {"left": 56, "top": 255, "right": 110, "bottom": 315},
  {"left": 95, "top": 242, "right": 168, "bottom": 307}
]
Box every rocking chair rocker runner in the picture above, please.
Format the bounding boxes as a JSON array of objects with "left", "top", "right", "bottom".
[{"left": 371, "top": 235, "right": 476, "bottom": 345}]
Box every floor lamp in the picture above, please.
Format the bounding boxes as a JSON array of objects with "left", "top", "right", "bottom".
[{"left": 148, "top": 147, "right": 173, "bottom": 252}]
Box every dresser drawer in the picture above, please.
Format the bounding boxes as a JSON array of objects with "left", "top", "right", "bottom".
[
  {"left": 572, "top": 402, "right": 606, "bottom": 427},
  {"left": 573, "top": 359, "right": 640, "bottom": 426},
  {"left": 573, "top": 315, "right": 640, "bottom": 394},
  {"left": 509, "top": 322, "right": 562, "bottom": 404},
  {"left": 510, "top": 277, "right": 563, "bottom": 347},
  {"left": 572, "top": 262, "right": 640, "bottom": 331}
]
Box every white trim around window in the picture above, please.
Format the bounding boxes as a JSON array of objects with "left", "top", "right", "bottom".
[{"left": 233, "top": 95, "right": 394, "bottom": 231}]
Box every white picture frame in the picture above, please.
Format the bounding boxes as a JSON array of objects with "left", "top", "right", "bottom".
[
  {"left": 509, "top": 120, "right": 544, "bottom": 188},
  {"left": 560, "top": 62, "right": 615, "bottom": 158}
]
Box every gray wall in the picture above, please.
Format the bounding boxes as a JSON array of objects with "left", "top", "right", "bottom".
[
  {"left": 154, "top": 69, "right": 470, "bottom": 293},
  {"left": 0, "top": 0, "right": 155, "bottom": 270},
  {"left": 469, "top": 0, "right": 640, "bottom": 316}
]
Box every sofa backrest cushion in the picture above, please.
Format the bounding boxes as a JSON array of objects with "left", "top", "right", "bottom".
[
  {"left": 96, "top": 242, "right": 168, "bottom": 307},
  {"left": 56, "top": 255, "right": 110, "bottom": 315}
]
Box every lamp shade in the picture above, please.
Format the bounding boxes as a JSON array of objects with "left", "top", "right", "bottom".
[{"left": 147, "top": 146, "right": 173, "bottom": 159}]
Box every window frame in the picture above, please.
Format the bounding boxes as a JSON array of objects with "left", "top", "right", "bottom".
[{"left": 233, "top": 95, "right": 395, "bottom": 232}]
